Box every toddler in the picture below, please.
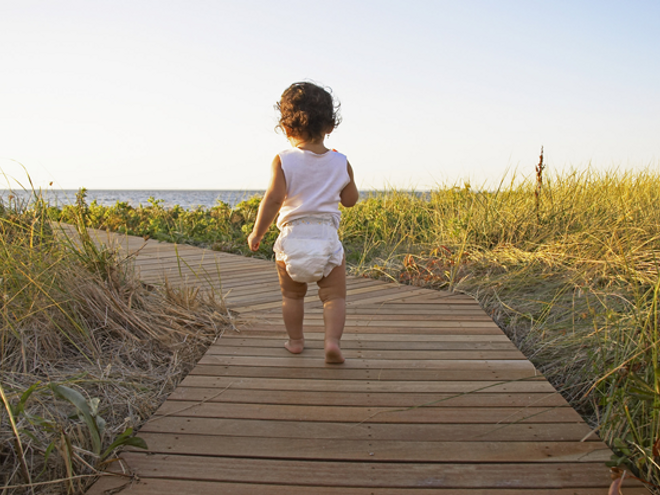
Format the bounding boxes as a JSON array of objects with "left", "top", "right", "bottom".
[{"left": 248, "top": 82, "right": 358, "bottom": 364}]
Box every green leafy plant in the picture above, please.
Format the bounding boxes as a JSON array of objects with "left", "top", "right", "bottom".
[{"left": 50, "top": 384, "right": 147, "bottom": 460}]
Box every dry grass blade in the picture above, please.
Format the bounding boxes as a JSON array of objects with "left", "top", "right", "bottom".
[{"left": 0, "top": 382, "right": 34, "bottom": 493}]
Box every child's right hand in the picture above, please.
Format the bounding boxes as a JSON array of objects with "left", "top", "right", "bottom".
[{"left": 247, "top": 232, "right": 261, "bottom": 251}]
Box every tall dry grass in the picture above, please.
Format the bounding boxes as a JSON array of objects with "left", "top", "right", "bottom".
[{"left": 0, "top": 190, "right": 232, "bottom": 494}]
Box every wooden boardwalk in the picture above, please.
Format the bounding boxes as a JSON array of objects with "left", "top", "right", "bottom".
[{"left": 83, "top": 229, "right": 646, "bottom": 494}]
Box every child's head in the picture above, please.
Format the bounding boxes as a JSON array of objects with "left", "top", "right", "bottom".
[{"left": 276, "top": 82, "right": 341, "bottom": 142}]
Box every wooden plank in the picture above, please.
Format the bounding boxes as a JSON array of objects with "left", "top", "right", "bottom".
[
  {"left": 152, "top": 401, "right": 582, "bottom": 423},
  {"left": 132, "top": 254, "right": 268, "bottom": 267},
  {"left": 227, "top": 282, "right": 394, "bottom": 306},
  {"left": 166, "top": 387, "right": 568, "bottom": 408},
  {"left": 222, "top": 282, "right": 288, "bottom": 297},
  {"left": 88, "top": 477, "right": 649, "bottom": 495},
  {"left": 92, "top": 453, "right": 621, "bottom": 489},
  {"left": 335, "top": 320, "right": 504, "bottom": 328},
  {"left": 342, "top": 309, "right": 490, "bottom": 316},
  {"left": 205, "top": 346, "right": 527, "bottom": 360},
  {"left": 348, "top": 303, "right": 486, "bottom": 311},
  {"left": 221, "top": 332, "right": 513, "bottom": 342},
  {"left": 177, "top": 375, "right": 555, "bottom": 393},
  {"left": 130, "top": 433, "right": 611, "bottom": 462},
  {"left": 133, "top": 253, "right": 230, "bottom": 265},
  {"left": 212, "top": 272, "right": 280, "bottom": 288},
  {"left": 168, "top": 259, "right": 271, "bottom": 271},
  {"left": 224, "top": 277, "right": 377, "bottom": 298},
  {"left": 234, "top": 286, "right": 430, "bottom": 313},
  {"left": 382, "top": 295, "right": 479, "bottom": 304},
  {"left": 136, "top": 266, "right": 255, "bottom": 281},
  {"left": 342, "top": 288, "right": 432, "bottom": 305},
  {"left": 188, "top": 364, "right": 544, "bottom": 381},
  {"left": 305, "top": 313, "right": 495, "bottom": 321},
  {"left": 197, "top": 355, "right": 533, "bottom": 369},
  {"left": 268, "top": 319, "right": 506, "bottom": 329},
  {"left": 139, "top": 416, "right": 599, "bottom": 442},
  {"left": 225, "top": 285, "right": 281, "bottom": 297},
  {"left": 216, "top": 337, "right": 519, "bottom": 349},
  {"left": 139, "top": 265, "right": 267, "bottom": 281},
  {"left": 237, "top": 324, "right": 504, "bottom": 335}
]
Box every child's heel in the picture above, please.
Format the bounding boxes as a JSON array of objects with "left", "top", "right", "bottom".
[
  {"left": 324, "top": 341, "right": 344, "bottom": 364},
  {"left": 284, "top": 338, "right": 305, "bottom": 354}
]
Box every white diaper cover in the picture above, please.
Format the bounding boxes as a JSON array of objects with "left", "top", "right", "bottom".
[{"left": 273, "top": 215, "right": 344, "bottom": 283}]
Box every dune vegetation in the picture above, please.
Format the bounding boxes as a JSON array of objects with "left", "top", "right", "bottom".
[
  {"left": 0, "top": 191, "right": 232, "bottom": 494},
  {"left": 4, "top": 164, "right": 660, "bottom": 492}
]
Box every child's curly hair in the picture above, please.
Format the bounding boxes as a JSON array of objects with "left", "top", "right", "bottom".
[{"left": 276, "top": 82, "right": 341, "bottom": 141}]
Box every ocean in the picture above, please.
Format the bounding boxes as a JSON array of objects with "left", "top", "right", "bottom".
[
  {"left": 0, "top": 190, "right": 265, "bottom": 209},
  {"left": 1, "top": 189, "right": 426, "bottom": 210}
]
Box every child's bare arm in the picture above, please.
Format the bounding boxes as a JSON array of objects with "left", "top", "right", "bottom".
[
  {"left": 340, "top": 161, "right": 359, "bottom": 207},
  {"left": 248, "top": 156, "right": 286, "bottom": 251}
]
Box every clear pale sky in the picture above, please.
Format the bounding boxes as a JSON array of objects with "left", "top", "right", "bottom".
[{"left": 1, "top": 1, "right": 658, "bottom": 191}]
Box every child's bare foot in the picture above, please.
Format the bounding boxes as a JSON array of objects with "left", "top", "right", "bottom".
[
  {"left": 325, "top": 340, "right": 345, "bottom": 364},
  {"left": 284, "top": 338, "right": 305, "bottom": 354}
]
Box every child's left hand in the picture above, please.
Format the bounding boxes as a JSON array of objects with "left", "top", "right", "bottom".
[{"left": 247, "top": 232, "right": 261, "bottom": 251}]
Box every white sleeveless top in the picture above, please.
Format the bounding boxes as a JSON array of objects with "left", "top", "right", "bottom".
[{"left": 276, "top": 148, "right": 350, "bottom": 229}]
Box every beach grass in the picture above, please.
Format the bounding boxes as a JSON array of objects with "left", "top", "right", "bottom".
[{"left": 0, "top": 190, "right": 232, "bottom": 494}]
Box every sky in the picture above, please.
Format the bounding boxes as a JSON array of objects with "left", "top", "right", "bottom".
[{"left": 1, "top": 0, "right": 659, "bottom": 191}]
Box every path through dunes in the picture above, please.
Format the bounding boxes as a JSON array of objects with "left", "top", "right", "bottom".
[{"left": 74, "top": 227, "right": 646, "bottom": 494}]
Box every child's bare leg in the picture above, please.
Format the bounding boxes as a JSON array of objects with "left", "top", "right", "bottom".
[
  {"left": 281, "top": 295, "right": 305, "bottom": 352},
  {"left": 318, "top": 259, "right": 347, "bottom": 364},
  {"left": 276, "top": 262, "right": 306, "bottom": 353},
  {"left": 322, "top": 299, "right": 345, "bottom": 363}
]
